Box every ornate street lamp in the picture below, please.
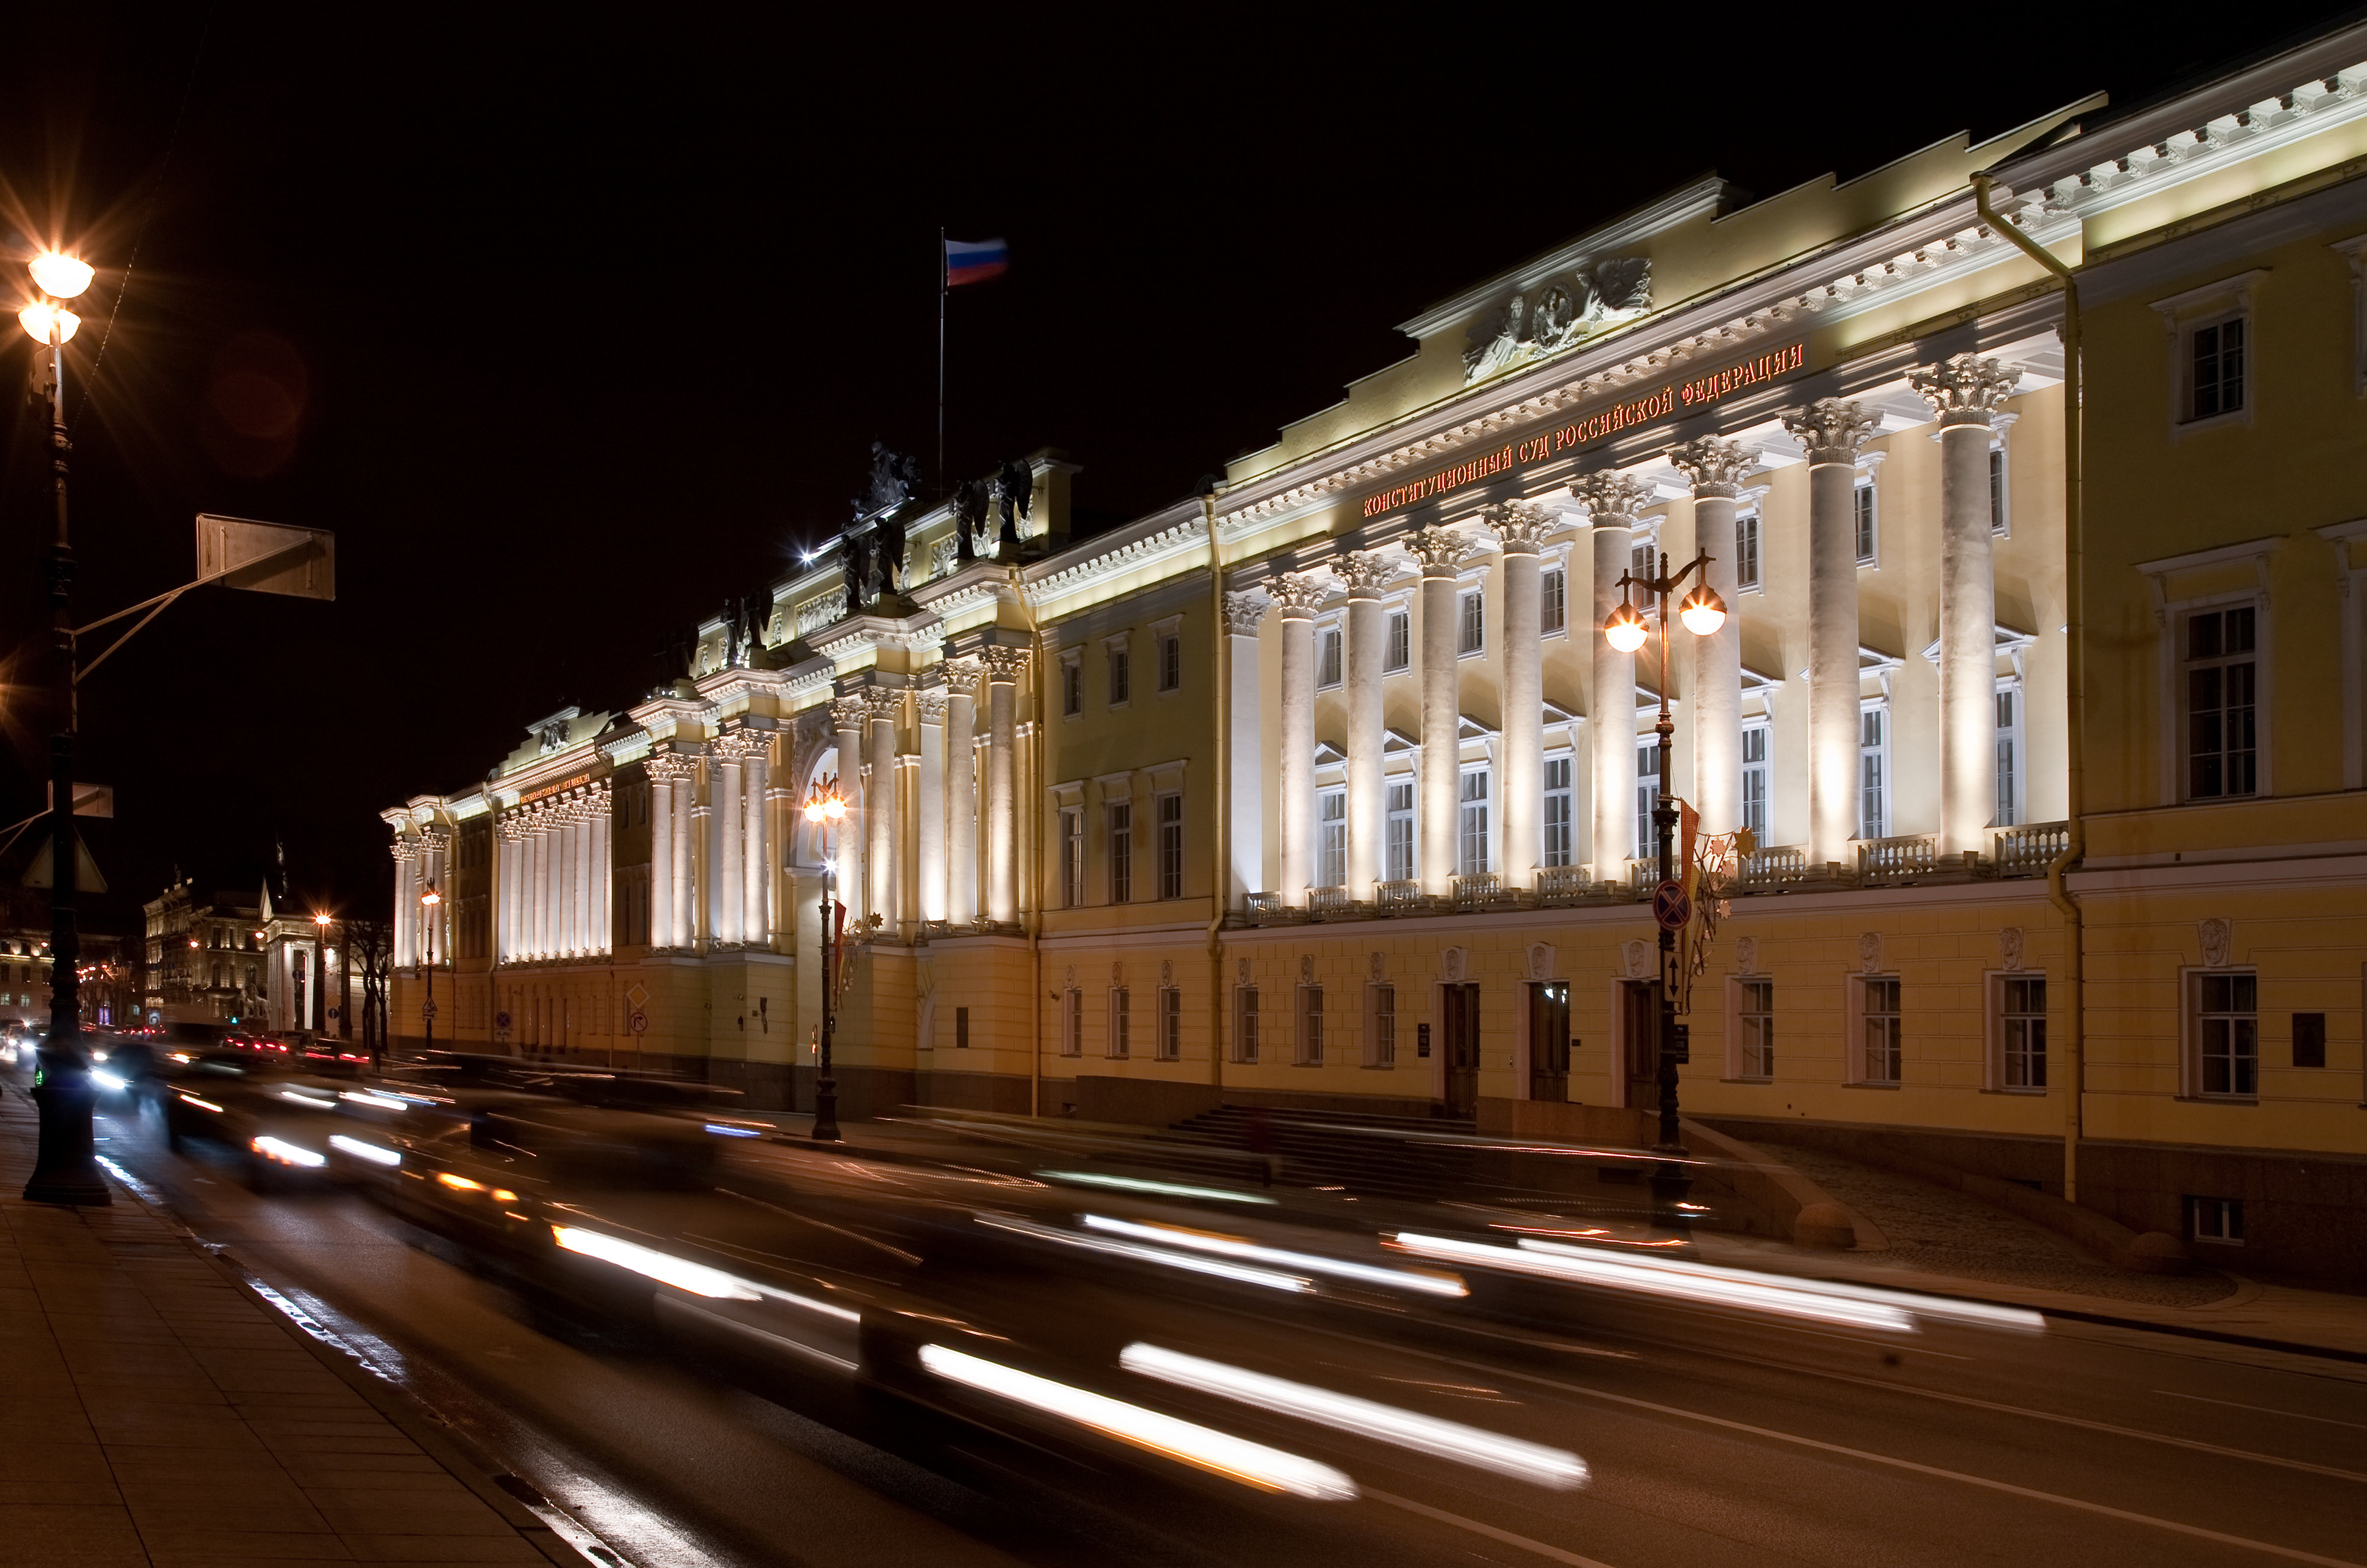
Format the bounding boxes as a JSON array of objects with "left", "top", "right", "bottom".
[
  {"left": 21, "top": 249, "right": 107, "bottom": 1207},
  {"left": 313, "top": 912, "right": 333, "bottom": 1035},
  {"left": 801, "top": 781, "right": 849, "bottom": 1140},
  {"left": 1602, "top": 546, "right": 1727, "bottom": 1238},
  {"left": 420, "top": 886, "right": 441, "bottom": 1055}
]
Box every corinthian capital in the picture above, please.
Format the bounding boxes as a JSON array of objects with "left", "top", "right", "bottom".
[
  {"left": 1405, "top": 525, "right": 1468, "bottom": 577},
  {"left": 1907, "top": 354, "right": 2021, "bottom": 428},
  {"left": 939, "top": 654, "right": 983, "bottom": 696},
  {"left": 1221, "top": 590, "right": 1269, "bottom": 636},
  {"left": 1480, "top": 499, "right": 1555, "bottom": 556},
  {"left": 915, "top": 687, "right": 950, "bottom": 724},
  {"left": 860, "top": 688, "right": 906, "bottom": 723},
  {"left": 827, "top": 696, "right": 869, "bottom": 732},
  {"left": 645, "top": 750, "right": 695, "bottom": 784},
  {"left": 1268, "top": 572, "right": 1328, "bottom": 618},
  {"left": 978, "top": 646, "right": 1031, "bottom": 684},
  {"left": 1331, "top": 550, "right": 1398, "bottom": 599},
  {"left": 1780, "top": 399, "right": 1881, "bottom": 464},
  {"left": 1665, "top": 437, "right": 1755, "bottom": 499},
  {"left": 1569, "top": 470, "right": 1656, "bottom": 524}
]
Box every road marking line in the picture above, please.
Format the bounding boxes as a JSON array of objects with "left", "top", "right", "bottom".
[
  {"left": 2158, "top": 1390, "right": 2367, "bottom": 1431},
  {"left": 1382, "top": 1343, "right": 2367, "bottom": 1567},
  {"left": 1364, "top": 1488, "right": 1620, "bottom": 1568},
  {"left": 1798, "top": 1367, "right": 2367, "bottom": 1483}
]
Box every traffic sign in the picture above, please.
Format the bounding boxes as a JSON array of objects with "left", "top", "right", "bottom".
[
  {"left": 629, "top": 1011, "right": 649, "bottom": 1036},
  {"left": 495, "top": 1010, "right": 511, "bottom": 1029},
  {"left": 1652, "top": 879, "right": 1692, "bottom": 931},
  {"left": 420, "top": 999, "right": 437, "bottom": 1020}
]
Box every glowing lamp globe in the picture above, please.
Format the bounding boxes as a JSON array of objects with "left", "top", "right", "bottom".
[
  {"left": 823, "top": 797, "right": 846, "bottom": 821},
  {"left": 1678, "top": 584, "right": 1729, "bottom": 637},
  {"left": 1602, "top": 601, "right": 1649, "bottom": 653},
  {"left": 28, "top": 252, "right": 94, "bottom": 299},
  {"left": 18, "top": 301, "right": 79, "bottom": 344}
]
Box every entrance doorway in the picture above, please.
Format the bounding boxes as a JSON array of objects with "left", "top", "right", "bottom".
[
  {"left": 1618, "top": 979, "right": 1657, "bottom": 1108},
  {"left": 1528, "top": 982, "right": 1570, "bottom": 1102},
  {"left": 1440, "top": 982, "right": 1481, "bottom": 1118}
]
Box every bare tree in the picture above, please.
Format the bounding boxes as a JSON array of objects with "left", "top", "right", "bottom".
[{"left": 344, "top": 917, "right": 392, "bottom": 1070}]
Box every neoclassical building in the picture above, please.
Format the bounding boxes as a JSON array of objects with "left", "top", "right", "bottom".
[{"left": 388, "top": 18, "right": 2367, "bottom": 1276}]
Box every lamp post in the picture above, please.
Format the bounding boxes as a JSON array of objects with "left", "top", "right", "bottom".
[
  {"left": 801, "top": 781, "right": 848, "bottom": 1141},
  {"left": 312, "top": 912, "right": 332, "bottom": 1037},
  {"left": 21, "top": 250, "right": 107, "bottom": 1207},
  {"left": 420, "top": 886, "right": 440, "bottom": 1057},
  {"left": 1602, "top": 547, "right": 1727, "bottom": 1239}
]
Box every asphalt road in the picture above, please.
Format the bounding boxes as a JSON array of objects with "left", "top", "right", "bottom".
[{"left": 92, "top": 1100, "right": 2367, "bottom": 1568}]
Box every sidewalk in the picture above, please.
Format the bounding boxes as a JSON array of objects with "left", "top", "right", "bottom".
[{"left": 0, "top": 1089, "right": 586, "bottom": 1568}]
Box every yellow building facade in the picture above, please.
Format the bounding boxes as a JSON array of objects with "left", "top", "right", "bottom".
[{"left": 386, "top": 20, "right": 2367, "bottom": 1279}]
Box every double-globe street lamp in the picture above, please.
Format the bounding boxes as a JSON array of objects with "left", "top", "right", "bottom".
[
  {"left": 21, "top": 249, "right": 108, "bottom": 1206},
  {"left": 314, "top": 910, "right": 333, "bottom": 1037},
  {"left": 801, "top": 782, "right": 848, "bottom": 1141},
  {"left": 1602, "top": 546, "right": 1727, "bottom": 1237}
]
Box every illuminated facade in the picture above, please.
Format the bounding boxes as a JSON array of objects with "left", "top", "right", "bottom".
[{"left": 387, "top": 20, "right": 2367, "bottom": 1276}]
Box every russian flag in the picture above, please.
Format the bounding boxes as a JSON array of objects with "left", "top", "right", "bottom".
[{"left": 945, "top": 236, "right": 1008, "bottom": 286}]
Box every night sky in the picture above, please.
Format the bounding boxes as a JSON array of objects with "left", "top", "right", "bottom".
[{"left": 0, "top": 5, "right": 2347, "bottom": 941}]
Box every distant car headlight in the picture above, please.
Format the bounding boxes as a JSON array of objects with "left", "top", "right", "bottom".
[{"left": 92, "top": 1070, "right": 127, "bottom": 1092}]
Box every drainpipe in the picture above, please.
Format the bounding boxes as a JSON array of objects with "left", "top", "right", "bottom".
[
  {"left": 1203, "top": 485, "right": 1228, "bottom": 1092},
  {"left": 1973, "top": 172, "right": 2086, "bottom": 1202}
]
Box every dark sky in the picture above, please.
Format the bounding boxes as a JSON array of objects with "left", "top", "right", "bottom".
[{"left": 0, "top": 4, "right": 2347, "bottom": 939}]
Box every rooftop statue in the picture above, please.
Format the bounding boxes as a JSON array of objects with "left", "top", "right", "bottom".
[
  {"left": 951, "top": 477, "right": 989, "bottom": 563},
  {"left": 994, "top": 457, "right": 1033, "bottom": 553},
  {"left": 841, "top": 533, "right": 869, "bottom": 617}
]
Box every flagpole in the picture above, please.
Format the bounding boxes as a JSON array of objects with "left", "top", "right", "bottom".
[{"left": 937, "top": 225, "right": 947, "bottom": 495}]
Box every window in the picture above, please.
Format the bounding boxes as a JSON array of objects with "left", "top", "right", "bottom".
[
  {"left": 1459, "top": 769, "right": 1491, "bottom": 876},
  {"left": 1158, "top": 986, "right": 1181, "bottom": 1060},
  {"left": 1060, "top": 808, "right": 1084, "bottom": 908},
  {"left": 1860, "top": 703, "right": 1889, "bottom": 840},
  {"left": 1385, "top": 780, "right": 1416, "bottom": 883},
  {"left": 2000, "top": 975, "right": 2046, "bottom": 1089},
  {"left": 1384, "top": 609, "right": 1411, "bottom": 672},
  {"left": 954, "top": 1006, "right": 969, "bottom": 1049},
  {"left": 1636, "top": 740, "right": 1660, "bottom": 862},
  {"left": 1737, "top": 978, "right": 1774, "bottom": 1079},
  {"left": 1317, "top": 789, "right": 1346, "bottom": 889},
  {"left": 1854, "top": 479, "right": 1877, "bottom": 564},
  {"left": 2189, "top": 315, "right": 2246, "bottom": 422},
  {"left": 2194, "top": 972, "right": 2258, "bottom": 1098},
  {"left": 2185, "top": 606, "right": 2258, "bottom": 799},
  {"left": 1457, "top": 588, "right": 1485, "bottom": 655},
  {"left": 1989, "top": 446, "right": 2010, "bottom": 535},
  {"left": 1234, "top": 985, "right": 1259, "bottom": 1063},
  {"left": 1156, "top": 793, "right": 1185, "bottom": 899},
  {"left": 2294, "top": 1011, "right": 2327, "bottom": 1069},
  {"left": 1157, "top": 631, "right": 1182, "bottom": 692},
  {"left": 1631, "top": 536, "right": 1657, "bottom": 586},
  {"left": 1060, "top": 988, "right": 1082, "bottom": 1057},
  {"left": 1997, "top": 685, "right": 2024, "bottom": 828},
  {"left": 1741, "top": 722, "right": 1771, "bottom": 844},
  {"left": 1542, "top": 755, "right": 1573, "bottom": 868},
  {"left": 1368, "top": 983, "right": 1397, "bottom": 1067},
  {"left": 1734, "top": 512, "right": 1762, "bottom": 591},
  {"left": 1107, "top": 801, "right": 1133, "bottom": 904},
  {"left": 1061, "top": 654, "right": 1082, "bottom": 716},
  {"left": 2189, "top": 1196, "right": 2245, "bottom": 1245},
  {"left": 1297, "top": 985, "right": 1324, "bottom": 1066},
  {"left": 1108, "top": 988, "right": 1130, "bottom": 1059},
  {"left": 1542, "top": 567, "right": 1567, "bottom": 635},
  {"left": 1860, "top": 977, "right": 1901, "bottom": 1085},
  {"left": 1108, "top": 646, "right": 1130, "bottom": 706},
  {"left": 1318, "top": 626, "right": 1343, "bottom": 689}
]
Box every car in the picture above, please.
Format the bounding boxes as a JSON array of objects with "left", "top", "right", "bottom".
[{"left": 162, "top": 1051, "right": 354, "bottom": 1189}]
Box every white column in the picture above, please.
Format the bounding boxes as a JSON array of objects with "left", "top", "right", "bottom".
[
  {"left": 982, "top": 649, "right": 1027, "bottom": 925},
  {"left": 1488, "top": 502, "right": 1552, "bottom": 889},
  {"left": 528, "top": 819, "right": 545, "bottom": 957},
  {"left": 917, "top": 688, "right": 949, "bottom": 923},
  {"left": 554, "top": 810, "right": 573, "bottom": 955},
  {"left": 865, "top": 693, "right": 902, "bottom": 934},
  {"left": 1336, "top": 554, "right": 1392, "bottom": 896},
  {"left": 1410, "top": 526, "right": 1463, "bottom": 896},
  {"left": 591, "top": 786, "right": 612, "bottom": 954},
  {"left": 649, "top": 763, "right": 675, "bottom": 950},
  {"left": 1575, "top": 473, "right": 1655, "bottom": 879},
  {"left": 1912, "top": 355, "right": 2018, "bottom": 859},
  {"left": 391, "top": 843, "right": 415, "bottom": 967},
  {"left": 670, "top": 762, "right": 695, "bottom": 948},
  {"left": 1221, "top": 592, "right": 1266, "bottom": 906},
  {"left": 742, "top": 744, "right": 770, "bottom": 948},
  {"left": 830, "top": 699, "right": 868, "bottom": 925},
  {"left": 687, "top": 782, "right": 710, "bottom": 951},
  {"left": 1782, "top": 399, "right": 1881, "bottom": 870},
  {"left": 1271, "top": 572, "right": 1324, "bottom": 902},
  {"left": 1669, "top": 438, "right": 1752, "bottom": 837},
  {"left": 714, "top": 753, "right": 743, "bottom": 946},
  {"left": 942, "top": 663, "right": 980, "bottom": 924},
  {"left": 496, "top": 828, "right": 516, "bottom": 962}
]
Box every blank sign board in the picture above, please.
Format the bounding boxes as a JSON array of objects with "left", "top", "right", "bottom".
[{"left": 195, "top": 514, "right": 336, "bottom": 601}]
